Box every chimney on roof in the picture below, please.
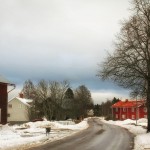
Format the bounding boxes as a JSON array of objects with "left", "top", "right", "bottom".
[
  {"left": 19, "top": 93, "right": 24, "bottom": 98},
  {"left": 125, "top": 99, "right": 128, "bottom": 102}
]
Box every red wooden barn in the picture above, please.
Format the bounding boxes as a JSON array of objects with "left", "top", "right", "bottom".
[
  {"left": 112, "top": 100, "right": 147, "bottom": 120},
  {"left": 0, "top": 76, "right": 15, "bottom": 124}
]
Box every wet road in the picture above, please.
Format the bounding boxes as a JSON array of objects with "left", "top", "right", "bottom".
[{"left": 28, "top": 118, "right": 134, "bottom": 150}]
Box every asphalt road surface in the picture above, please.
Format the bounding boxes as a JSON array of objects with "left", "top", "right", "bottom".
[{"left": 28, "top": 118, "right": 134, "bottom": 150}]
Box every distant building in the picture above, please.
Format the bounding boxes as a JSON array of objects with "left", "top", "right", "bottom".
[
  {"left": 8, "top": 93, "right": 33, "bottom": 124},
  {"left": 87, "top": 109, "right": 94, "bottom": 117},
  {"left": 112, "top": 100, "right": 147, "bottom": 120},
  {"left": 0, "top": 75, "right": 15, "bottom": 124}
]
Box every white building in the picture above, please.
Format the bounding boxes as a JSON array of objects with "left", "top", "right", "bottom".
[
  {"left": 7, "top": 93, "right": 33, "bottom": 124},
  {"left": 87, "top": 109, "right": 94, "bottom": 116}
]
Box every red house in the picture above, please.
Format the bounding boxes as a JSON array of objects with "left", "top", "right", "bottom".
[
  {"left": 112, "top": 100, "right": 147, "bottom": 120},
  {"left": 0, "top": 75, "right": 15, "bottom": 124}
]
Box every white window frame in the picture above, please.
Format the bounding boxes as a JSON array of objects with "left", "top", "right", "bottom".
[
  {"left": 123, "top": 108, "right": 126, "bottom": 112},
  {"left": 19, "top": 104, "right": 23, "bottom": 108},
  {"left": 122, "top": 114, "right": 126, "bottom": 119},
  {"left": 132, "top": 115, "right": 135, "bottom": 119},
  {"left": 116, "top": 114, "right": 118, "bottom": 118}
]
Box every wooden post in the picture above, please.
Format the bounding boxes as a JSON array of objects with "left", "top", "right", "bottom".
[
  {"left": 136, "top": 96, "right": 138, "bottom": 125},
  {"left": 112, "top": 107, "right": 113, "bottom": 120}
]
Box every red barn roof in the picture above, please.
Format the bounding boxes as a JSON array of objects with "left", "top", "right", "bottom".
[{"left": 112, "top": 100, "right": 145, "bottom": 108}]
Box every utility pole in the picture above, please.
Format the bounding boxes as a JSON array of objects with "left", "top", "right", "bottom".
[{"left": 136, "top": 95, "right": 138, "bottom": 126}]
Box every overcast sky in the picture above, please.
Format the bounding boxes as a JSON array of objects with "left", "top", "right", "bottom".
[{"left": 0, "top": 0, "right": 131, "bottom": 104}]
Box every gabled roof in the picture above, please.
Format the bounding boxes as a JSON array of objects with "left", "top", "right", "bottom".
[
  {"left": 112, "top": 100, "right": 145, "bottom": 108},
  {"left": 9, "top": 97, "right": 33, "bottom": 107}
]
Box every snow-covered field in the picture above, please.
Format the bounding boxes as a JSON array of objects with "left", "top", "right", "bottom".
[
  {"left": 101, "top": 118, "right": 150, "bottom": 150},
  {"left": 0, "top": 119, "right": 89, "bottom": 150},
  {"left": 0, "top": 117, "right": 150, "bottom": 150}
]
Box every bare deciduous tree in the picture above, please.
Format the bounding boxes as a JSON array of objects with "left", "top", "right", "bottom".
[
  {"left": 97, "top": 0, "right": 150, "bottom": 132},
  {"left": 22, "top": 80, "right": 37, "bottom": 120},
  {"left": 22, "top": 80, "right": 35, "bottom": 99},
  {"left": 22, "top": 80, "right": 94, "bottom": 121},
  {"left": 49, "top": 80, "right": 70, "bottom": 120},
  {"left": 22, "top": 80, "right": 70, "bottom": 120}
]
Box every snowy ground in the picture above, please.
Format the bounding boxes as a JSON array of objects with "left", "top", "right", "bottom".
[
  {"left": 0, "top": 119, "right": 89, "bottom": 150},
  {"left": 1, "top": 118, "right": 150, "bottom": 150},
  {"left": 101, "top": 118, "right": 150, "bottom": 150}
]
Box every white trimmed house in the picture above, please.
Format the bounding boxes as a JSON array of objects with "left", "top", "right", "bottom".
[{"left": 7, "top": 94, "right": 33, "bottom": 124}]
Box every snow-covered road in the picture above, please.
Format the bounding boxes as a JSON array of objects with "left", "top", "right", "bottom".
[{"left": 27, "top": 118, "right": 134, "bottom": 150}]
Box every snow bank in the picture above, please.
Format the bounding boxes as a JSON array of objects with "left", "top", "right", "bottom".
[
  {"left": 134, "top": 133, "right": 150, "bottom": 150},
  {"left": 0, "top": 119, "right": 89, "bottom": 150},
  {"left": 22, "top": 119, "right": 88, "bottom": 130}
]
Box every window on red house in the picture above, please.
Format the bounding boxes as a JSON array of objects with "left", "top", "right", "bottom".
[
  {"left": 123, "top": 108, "right": 126, "bottom": 112},
  {"left": 144, "top": 107, "right": 147, "bottom": 113},
  {"left": 116, "top": 114, "right": 118, "bottom": 118},
  {"left": 116, "top": 108, "right": 118, "bottom": 112},
  {"left": 122, "top": 115, "right": 126, "bottom": 119},
  {"left": 132, "top": 115, "right": 135, "bottom": 119},
  {"left": 131, "top": 108, "right": 135, "bottom": 112},
  {"left": 144, "top": 115, "right": 147, "bottom": 118}
]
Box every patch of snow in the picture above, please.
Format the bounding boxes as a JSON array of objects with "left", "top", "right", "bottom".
[{"left": 0, "top": 119, "right": 89, "bottom": 150}]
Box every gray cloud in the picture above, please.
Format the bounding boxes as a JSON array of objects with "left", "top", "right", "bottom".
[{"left": 0, "top": 0, "right": 131, "bottom": 102}]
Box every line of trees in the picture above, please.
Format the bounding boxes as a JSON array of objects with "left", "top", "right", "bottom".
[
  {"left": 22, "top": 80, "right": 93, "bottom": 121},
  {"left": 93, "top": 97, "right": 119, "bottom": 120}
]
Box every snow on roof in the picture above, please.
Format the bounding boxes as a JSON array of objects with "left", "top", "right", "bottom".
[
  {"left": 0, "top": 75, "right": 13, "bottom": 84},
  {"left": 112, "top": 100, "right": 145, "bottom": 108},
  {"left": 9, "top": 97, "right": 33, "bottom": 107}
]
